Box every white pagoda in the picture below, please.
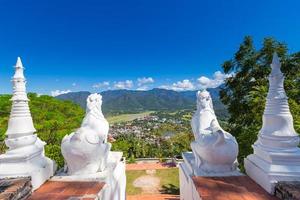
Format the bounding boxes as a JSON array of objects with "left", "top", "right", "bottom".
[
  {"left": 245, "top": 53, "right": 300, "bottom": 194},
  {"left": 0, "top": 57, "right": 55, "bottom": 190}
]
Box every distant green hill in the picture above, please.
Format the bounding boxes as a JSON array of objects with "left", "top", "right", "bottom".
[{"left": 56, "top": 88, "right": 228, "bottom": 119}]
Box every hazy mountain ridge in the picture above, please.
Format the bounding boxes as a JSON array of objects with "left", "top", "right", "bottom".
[{"left": 56, "top": 88, "right": 228, "bottom": 118}]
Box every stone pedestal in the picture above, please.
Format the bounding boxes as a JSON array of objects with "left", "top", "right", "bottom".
[
  {"left": 52, "top": 151, "right": 126, "bottom": 200},
  {"left": 179, "top": 152, "right": 242, "bottom": 200},
  {"left": 245, "top": 53, "right": 300, "bottom": 194},
  {"left": 182, "top": 152, "right": 242, "bottom": 177},
  {"left": 0, "top": 145, "right": 55, "bottom": 191},
  {"left": 244, "top": 143, "right": 300, "bottom": 194},
  {"left": 179, "top": 153, "right": 200, "bottom": 200},
  {"left": 0, "top": 57, "right": 55, "bottom": 190}
]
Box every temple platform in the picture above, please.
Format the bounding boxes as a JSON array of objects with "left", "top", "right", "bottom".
[{"left": 191, "top": 176, "right": 278, "bottom": 200}]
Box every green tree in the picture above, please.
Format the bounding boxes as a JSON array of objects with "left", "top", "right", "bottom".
[{"left": 220, "top": 36, "right": 300, "bottom": 170}]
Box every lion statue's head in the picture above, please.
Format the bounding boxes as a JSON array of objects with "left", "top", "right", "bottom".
[
  {"left": 86, "top": 93, "right": 103, "bottom": 115},
  {"left": 196, "top": 90, "right": 214, "bottom": 112}
]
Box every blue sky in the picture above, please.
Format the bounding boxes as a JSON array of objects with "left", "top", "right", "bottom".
[{"left": 0, "top": 0, "right": 299, "bottom": 95}]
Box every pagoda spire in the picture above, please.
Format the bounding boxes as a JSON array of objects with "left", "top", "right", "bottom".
[
  {"left": 11, "top": 57, "right": 28, "bottom": 101},
  {"left": 16, "top": 57, "right": 23, "bottom": 68},
  {"left": 271, "top": 53, "right": 282, "bottom": 73},
  {"left": 6, "top": 57, "right": 35, "bottom": 137},
  {"left": 13, "top": 57, "right": 25, "bottom": 79}
]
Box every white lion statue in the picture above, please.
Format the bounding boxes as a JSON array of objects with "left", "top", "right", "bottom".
[
  {"left": 61, "top": 93, "right": 111, "bottom": 175},
  {"left": 191, "top": 90, "right": 239, "bottom": 173}
]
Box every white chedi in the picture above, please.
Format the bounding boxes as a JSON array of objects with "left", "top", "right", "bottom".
[
  {"left": 62, "top": 93, "right": 111, "bottom": 175},
  {"left": 191, "top": 90, "right": 239, "bottom": 173},
  {"left": 0, "top": 57, "right": 55, "bottom": 190},
  {"left": 245, "top": 53, "right": 300, "bottom": 194}
]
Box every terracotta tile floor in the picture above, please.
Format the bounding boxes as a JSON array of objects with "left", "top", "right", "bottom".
[
  {"left": 29, "top": 181, "right": 105, "bottom": 200},
  {"left": 126, "top": 162, "right": 176, "bottom": 171},
  {"left": 192, "top": 176, "right": 279, "bottom": 200}
]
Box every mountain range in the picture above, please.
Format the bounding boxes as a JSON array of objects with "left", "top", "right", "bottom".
[{"left": 56, "top": 88, "right": 228, "bottom": 119}]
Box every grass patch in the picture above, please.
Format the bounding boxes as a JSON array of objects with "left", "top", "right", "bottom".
[
  {"left": 126, "top": 170, "right": 146, "bottom": 195},
  {"left": 126, "top": 168, "right": 179, "bottom": 195},
  {"left": 107, "top": 111, "right": 154, "bottom": 124},
  {"left": 157, "top": 168, "right": 179, "bottom": 194}
]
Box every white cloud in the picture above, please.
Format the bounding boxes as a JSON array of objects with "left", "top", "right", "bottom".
[
  {"left": 157, "top": 71, "right": 233, "bottom": 92},
  {"left": 159, "top": 79, "right": 195, "bottom": 91},
  {"left": 93, "top": 81, "right": 110, "bottom": 89},
  {"left": 172, "top": 79, "right": 195, "bottom": 91},
  {"left": 51, "top": 89, "right": 71, "bottom": 97},
  {"left": 114, "top": 80, "right": 133, "bottom": 89},
  {"left": 137, "top": 77, "right": 154, "bottom": 86},
  {"left": 197, "top": 71, "right": 234, "bottom": 89}
]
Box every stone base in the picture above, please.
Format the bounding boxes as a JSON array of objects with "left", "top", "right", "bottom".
[
  {"left": 182, "top": 152, "right": 242, "bottom": 177},
  {"left": 52, "top": 151, "right": 126, "bottom": 200},
  {"left": 245, "top": 153, "right": 300, "bottom": 194},
  {"left": 179, "top": 162, "right": 199, "bottom": 200},
  {"left": 0, "top": 148, "right": 55, "bottom": 190},
  {"left": 180, "top": 152, "right": 243, "bottom": 200}
]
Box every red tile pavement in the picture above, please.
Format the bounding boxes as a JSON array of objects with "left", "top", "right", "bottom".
[
  {"left": 29, "top": 181, "right": 105, "bottom": 200},
  {"left": 127, "top": 194, "right": 180, "bottom": 200},
  {"left": 192, "top": 176, "right": 279, "bottom": 200},
  {"left": 126, "top": 162, "right": 177, "bottom": 171}
]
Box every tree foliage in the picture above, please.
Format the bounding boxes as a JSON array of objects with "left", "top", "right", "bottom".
[
  {"left": 111, "top": 121, "right": 193, "bottom": 160},
  {"left": 220, "top": 36, "right": 300, "bottom": 170}
]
